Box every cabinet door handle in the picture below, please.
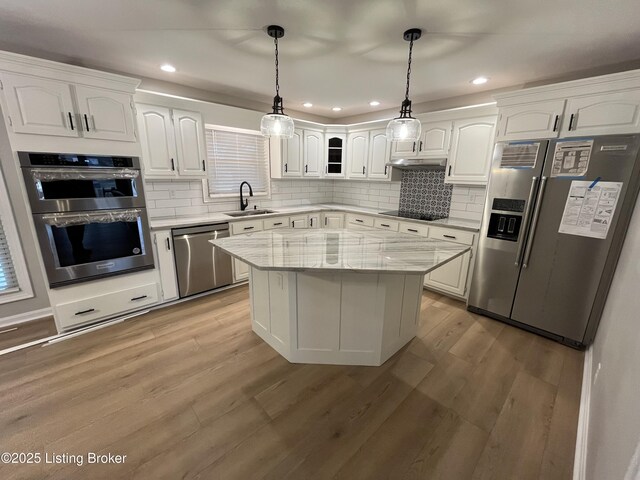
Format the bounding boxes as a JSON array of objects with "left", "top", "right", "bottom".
[
  {"left": 381, "top": 223, "right": 390, "bottom": 228},
  {"left": 412, "top": 142, "right": 416, "bottom": 152},
  {"left": 166, "top": 238, "right": 171, "bottom": 250},
  {"left": 202, "top": 160, "right": 206, "bottom": 171},
  {"left": 443, "top": 234, "right": 457, "bottom": 239},
  {"left": 292, "top": 221, "right": 295, "bottom": 227},
  {"left": 324, "top": 217, "right": 327, "bottom": 226},
  {"left": 284, "top": 163, "right": 288, "bottom": 173},
  {"left": 355, "top": 219, "right": 363, "bottom": 223},
  {"left": 552, "top": 115, "right": 560, "bottom": 132},
  {"left": 448, "top": 165, "right": 452, "bottom": 176},
  {"left": 305, "top": 164, "right": 308, "bottom": 173},
  {"left": 131, "top": 295, "right": 148, "bottom": 301},
  {"left": 419, "top": 140, "right": 423, "bottom": 151},
  {"left": 75, "top": 308, "right": 95, "bottom": 316},
  {"left": 362, "top": 166, "right": 365, "bottom": 175},
  {"left": 171, "top": 158, "right": 175, "bottom": 171},
  {"left": 384, "top": 165, "right": 388, "bottom": 175},
  {"left": 408, "top": 228, "right": 418, "bottom": 233},
  {"left": 274, "top": 222, "right": 283, "bottom": 226},
  {"left": 568, "top": 113, "right": 575, "bottom": 131},
  {"left": 243, "top": 226, "right": 254, "bottom": 230},
  {"left": 310, "top": 218, "right": 313, "bottom": 227},
  {"left": 68, "top": 112, "right": 75, "bottom": 131},
  {"left": 84, "top": 114, "right": 90, "bottom": 131}
]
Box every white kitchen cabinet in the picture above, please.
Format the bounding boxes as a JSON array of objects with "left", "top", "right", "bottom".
[
  {"left": 0, "top": 71, "right": 137, "bottom": 142},
  {"left": 231, "top": 219, "right": 264, "bottom": 282},
  {"left": 323, "top": 212, "right": 345, "bottom": 228},
  {"left": 153, "top": 230, "right": 179, "bottom": 302},
  {"left": 137, "top": 104, "right": 177, "bottom": 177},
  {"left": 496, "top": 100, "right": 565, "bottom": 141},
  {"left": 264, "top": 216, "right": 290, "bottom": 230},
  {"left": 309, "top": 214, "right": 321, "bottom": 228},
  {"left": 137, "top": 105, "right": 206, "bottom": 179},
  {"left": 345, "top": 213, "right": 375, "bottom": 229},
  {"left": 445, "top": 116, "right": 497, "bottom": 185},
  {"left": 173, "top": 109, "right": 207, "bottom": 177},
  {"left": 373, "top": 218, "right": 399, "bottom": 231},
  {"left": 390, "top": 121, "right": 452, "bottom": 158},
  {"left": 346, "top": 131, "right": 369, "bottom": 178},
  {"left": 303, "top": 129, "right": 323, "bottom": 177},
  {"left": 367, "top": 129, "right": 391, "bottom": 179},
  {"left": 282, "top": 128, "right": 303, "bottom": 177},
  {"left": 290, "top": 215, "right": 309, "bottom": 228},
  {"left": 74, "top": 85, "right": 136, "bottom": 142},
  {"left": 425, "top": 250, "right": 471, "bottom": 297},
  {"left": 1, "top": 72, "right": 76, "bottom": 137},
  {"left": 324, "top": 133, "right": 346, "bottom": 177},
  {"left": 562, "top": 90, "right": 640, "bottom": 136}
]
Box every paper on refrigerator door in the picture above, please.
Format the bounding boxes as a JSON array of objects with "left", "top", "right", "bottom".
[
  {"left": 551, "top": 139, "right": 594, "bottom": 177},
  {"left": 558, "top": 181, "right": 623, "bottom": 239}
]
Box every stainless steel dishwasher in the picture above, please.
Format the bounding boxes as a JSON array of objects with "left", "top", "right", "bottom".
[{"left": 172, "top": 223, "right": 233, "bottom": 298}]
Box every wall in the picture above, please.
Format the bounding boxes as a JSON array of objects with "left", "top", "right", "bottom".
[
  {"left": 449, "top": 185, "right": 487, "bottom": 222},
  {"left": 332, "top": 180, "right": 401, "bottom": 211},
  {"left": 582, "top": 194, "right": 640, "bottom": 480},
  {"left": 0, "top": 115, "right": 50, "bottom": 319}
]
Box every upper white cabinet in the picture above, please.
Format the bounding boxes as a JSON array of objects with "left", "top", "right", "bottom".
[
  {"left": 324, "top": 133, "right": 345, "bottom": 177},
  {"left": 172, "top": 109, "right": 207, "bottom": 176},
  {"left": 390, "top": 120, "right": 452, "bottom": 158},
  {"left": 561, "top": 91, "right": 640, "bottom": 136},
  {"left": 0, "top": 72, "right": 76, "bottom": 137},
  {"left": 445, "top": 116, "right": 496, "bottom": 185},
  {"left": 495, "top": 71, "right": 640, "bottom": 140},
  {"left": 0, "top": 72, "right": 136, "bottom": 142},
  {"left": 74, "top": 85, "right": 136, "bottom": 141},
  {"left": 136, "top": 104, "right": 207, "bottom": 179},
  {"left": 282, "top": 128, "right": 303, "bottom": 177},
  {"left": 303, "top": 129, "right": 323, "bottom": 177},
  {"left": 367, "top": 128, "right": 391, "bottom": 179},
  {"left": 346, "top": 131, "right": 368, "bottom": 178},
  {"left": 496, "top": 100, "right": 565, "bottom": 141}
]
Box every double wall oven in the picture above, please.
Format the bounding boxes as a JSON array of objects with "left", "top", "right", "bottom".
[{"left": 20, "top": 152, "right": 154, "bottom": 287}]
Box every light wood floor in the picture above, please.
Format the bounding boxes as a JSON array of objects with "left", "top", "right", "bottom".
[
  {"left": 0, "top": 316, "right": 57, "bottom": 352},
  {"left": 0, "top": 285, "right": 583, "bottom": 480}
]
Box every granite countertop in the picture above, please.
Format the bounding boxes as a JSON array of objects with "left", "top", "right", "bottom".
[
  {"left": 211, "top": 228, "right": 471, "bottom": 274},
  {"left": 150, "top": 203, "right": 481, "bottom": 232}
]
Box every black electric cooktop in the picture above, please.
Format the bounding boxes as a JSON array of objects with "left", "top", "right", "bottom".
[{"left": 380, "top": 210, "right": 448, "bottom": 222}]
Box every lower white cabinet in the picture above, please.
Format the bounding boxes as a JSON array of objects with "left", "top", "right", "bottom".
[
  {"left": 231, "top": 219, "right": 264, "bottom": 282},
  {"left": 153, "top": 230, "right": 179, "bottom": 302},
  {"left": 323, "top": 212, "right": 345, "bottom": 228},
  {"left": 264, "top": 216, "right": 290, "bottom": 229},
  {"left": 290, "top": 215, "right": 309, "bottom": 228},
  {"left": 309, "top": 214, "right": 321, "bottom": 228},
  {"left": 345, "top": 213, "right": 375, "bottom": 229},
  {"left": 373, "top": 218, "right": 399, "bottom": 231},
  {"left": 424, "top": 251, "right": 471, "bottom": 298}
]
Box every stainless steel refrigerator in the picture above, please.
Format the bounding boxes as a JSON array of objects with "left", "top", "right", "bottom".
[{"left": 468, "top": 134, "right": 640, "bottom": 348}]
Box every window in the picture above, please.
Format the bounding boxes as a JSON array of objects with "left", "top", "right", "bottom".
[
  {"left": 204, "top": 126, "right": 270, "bottom": 198},
  {"left": 0, "top": 164, "right": 33, "bottom": 304}
]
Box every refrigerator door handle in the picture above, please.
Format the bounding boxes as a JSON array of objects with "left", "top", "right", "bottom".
[
  {"left": 522, "top": 176, "right": 548, "bottom": 268},
  {"left": 515, "top": 176, "right": 539, "bottom": 266}
]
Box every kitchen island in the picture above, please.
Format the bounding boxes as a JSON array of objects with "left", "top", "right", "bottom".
[{"left": 212, "top": 229, "right": 470, "bottom": 366}]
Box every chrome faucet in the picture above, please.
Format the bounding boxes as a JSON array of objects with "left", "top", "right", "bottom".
[{"left": 239, "top": 181, "right": 253, "bottom": 211}]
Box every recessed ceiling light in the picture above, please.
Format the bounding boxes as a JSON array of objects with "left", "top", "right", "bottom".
[
  {"left": 471, "top": 76, "right": 488, "bottom": 85},
  {"left": 332, "top": 107, "right": 342, "bottom": 112},
  {"left": 369, "top": 101, "right": 380, "bottom": 106},
  {"left": 160, "top": 64, "right": 176, "bottom": 73},
  {"left": 303, "top": 102, "right": 313, "bottom": 108}
]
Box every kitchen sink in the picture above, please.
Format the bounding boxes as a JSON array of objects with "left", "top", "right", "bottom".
[{"left": 225, "top": 209, "right": 276, "bottom": 217}]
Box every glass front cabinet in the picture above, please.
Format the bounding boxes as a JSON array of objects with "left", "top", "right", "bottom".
[{"left": 324, "top": 133, "right": 346, "bottom": 177}]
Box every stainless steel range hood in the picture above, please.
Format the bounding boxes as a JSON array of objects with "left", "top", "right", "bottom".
[{"left": 386, "top": 157, "right": 447, "bottom": 169}]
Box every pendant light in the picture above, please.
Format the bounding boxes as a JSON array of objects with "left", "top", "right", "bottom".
[
  {"left": 386, "top": 28, "right": 422, "bottom": 142},
  {"left": 261, "top": 25, "right": 294, "bottom": 139}
]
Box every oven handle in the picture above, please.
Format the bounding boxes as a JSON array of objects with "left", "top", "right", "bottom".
[
  {"left": 29, "top": 168, "right": 140, "bottom": 181},
  {"left": 41, "top": 209, "right": 142, "bottom": 227}
]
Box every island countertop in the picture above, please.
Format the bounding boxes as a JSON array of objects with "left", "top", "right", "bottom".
[{"left": 212, "top": 228, "right": 470, "bottom": 275}]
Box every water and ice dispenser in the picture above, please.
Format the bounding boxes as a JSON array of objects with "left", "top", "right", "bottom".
[{"left": 486, "top": 198, "right": 525, "bottom": 242}]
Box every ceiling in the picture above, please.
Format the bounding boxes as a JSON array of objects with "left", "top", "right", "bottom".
[{"left": 1, "top": 0, "right": 640, "bottom": 120}]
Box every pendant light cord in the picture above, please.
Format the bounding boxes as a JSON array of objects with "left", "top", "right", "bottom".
[
  {"left": 274, "top": 35, "right": 280, "bottom": 98},
  {"left": 405, "top": 38, "right": 414, "bottom": 101}
]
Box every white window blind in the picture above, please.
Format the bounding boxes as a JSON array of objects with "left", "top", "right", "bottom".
[
  {"left": 0, "top": 216, "right": 19, "bottom": 294},
  {"left": 206, "top": 127, "right": 269, "bottom": 196}
]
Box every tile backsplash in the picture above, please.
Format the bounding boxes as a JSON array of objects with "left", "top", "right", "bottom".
[
  {"left": 398, "top": 170, "right": 453, "bottom": 217},
  {"left": 449, "top": 185, "right": 487, "bottom": 221},
  {"left": 332, "top": 180, "right": 401, "bottom": 211}
]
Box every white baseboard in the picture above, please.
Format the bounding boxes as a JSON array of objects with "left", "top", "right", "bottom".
[
  {"left": 573, "top": 346, "right": 593, "bottom": 480},
  {"left": 0, "top": 307, "right": 53, "bottom": 328}
]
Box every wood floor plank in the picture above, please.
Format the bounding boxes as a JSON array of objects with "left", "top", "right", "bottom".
[
  {"left": 416, "top": 352, "right": 474, "bottom": 408},
  {"left": 408, "top": 309, "right": 475, "bottom": 364},
  {"left": 472, "top": 371, "right": 557, "bottom": 480},
  {"left": 448, "top": 314, "right": 505, "bottom": 364},
  {"left": 524, "top": 335, "right": 567, "bottom": 387}
]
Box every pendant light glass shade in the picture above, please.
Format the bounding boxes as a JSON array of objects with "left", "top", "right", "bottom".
[
  {"left": 387, "top": 29, "right": 422, "bottom": 143},
  {"left": 261, "top": 25, "right": 294, "bottom": 139}
]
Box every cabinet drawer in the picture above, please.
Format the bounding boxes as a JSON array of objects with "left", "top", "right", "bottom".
[
  {"left": 346, "top": 214, "right": 374, "bottom": 227},
  {"left": 263, "top": 216, "right": 290, "bottom": 230},
  {"left": 231, "top": 219, "right": 264, "bottom": 235},
  {"left": 374, "top": 218, "right": 399, "bottom": 231},
  {"left": 399, "top": 222, "right": 429, "bottom": 237},
  {"left": 56, "top": 283, "right": 159, "bottom": 330},
  {"left": 428, "top": 227, "right": 474, "bottom": 245}
]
